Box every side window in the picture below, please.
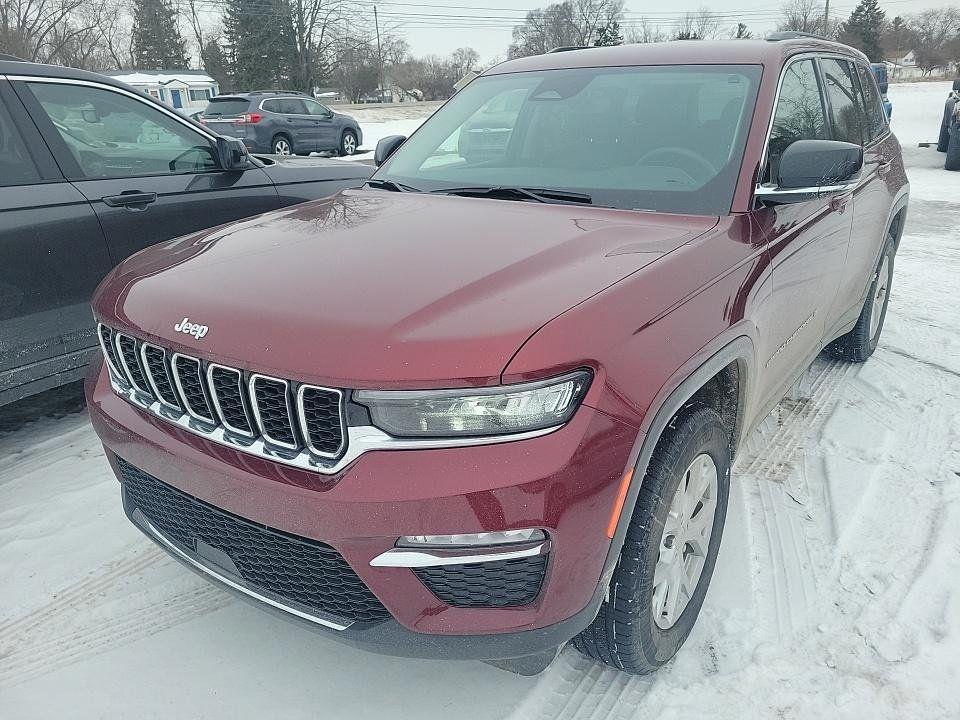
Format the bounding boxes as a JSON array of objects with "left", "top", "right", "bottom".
[
  {"left": 262, "top": 99, "right": 280, "bottom": 113},
  {"left": 855, "top": 63, "right": 888, "bottom": 141},
  {"left": 25, "top": 82, "right": 218, "bottom": 180},
  {"left": 278, "top": 98, "right": 307, "bottom": 114},
  {"left": 766, "top": 59, "right": 828, "bottom": 182},
  {"left": 820, "top": 59, "right": 867, "bottom": 146},
  {"left": 0, "top": 98, "right": 41, "bottom": 187},
  {"left": 303, "top": 99, "right": 331, "bottom": 116}
]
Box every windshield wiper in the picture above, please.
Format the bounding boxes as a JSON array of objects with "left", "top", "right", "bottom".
[
  {"left": 433, "top": 186, "right": 592, "bottom": 205},
  {"left": 365, "top": 178, "right": 420, "bottom": 193}
]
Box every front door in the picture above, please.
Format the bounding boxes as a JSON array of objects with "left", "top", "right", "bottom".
[
  {"left": 303, "top": 99, "right": 339, "bottom": 151},
  {"left": 14, "top": 79, "right": 285, "bottom": 266},
  {"left": 0, "top": 82, "right": 112, "bottom": 397},
  {"left": 170, "top": 89, "right": 183, "bottom": 109},
  {"left": 750, "top": 57, "right": 853, "bottom": 409}
]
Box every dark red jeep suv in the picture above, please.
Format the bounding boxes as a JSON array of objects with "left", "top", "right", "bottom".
[{"left": 87, "top": 37, "right": 908, "bottom": 674}]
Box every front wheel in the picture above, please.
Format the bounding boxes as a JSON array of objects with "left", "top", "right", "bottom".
[
  {"left": 574, "top": 406, "right": 731, "bottom": 674},
  {"left": 339, "top": 130, "right": 358, "bottom": 157}
]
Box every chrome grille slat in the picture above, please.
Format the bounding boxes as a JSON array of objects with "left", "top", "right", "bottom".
[
  {"left": 171, "top": 353, "right": 216, "bottom": 424},
  {"left": 297, "top": 385, "right": 346, "bottom": 458},
  {"left": 97, "top": 324, "right": 125, "bottom": 382},
  {"left": 249, "top": 374, "right": 300, "bottom": 451},
  {"left": 115, "top": 333, "right": 153, "bottom": 398},
  {"left": 140, "top": 343, "right": 181, "bottom": 411},
  {"left": 207, "top": 364, "right": 255, "bottom": 438}
]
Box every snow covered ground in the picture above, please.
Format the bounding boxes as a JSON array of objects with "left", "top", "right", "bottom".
[{"left": 1, "top": 82, "right": 958, "bottom": 719}]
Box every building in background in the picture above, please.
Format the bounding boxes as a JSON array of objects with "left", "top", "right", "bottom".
[{"left": 104, "top": 70, "right": 218, "bottom": 112}]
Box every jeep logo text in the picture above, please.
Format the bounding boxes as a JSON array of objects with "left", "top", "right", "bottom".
[{"left": 174, "top": 317, "right": 209, "bottom": 339}]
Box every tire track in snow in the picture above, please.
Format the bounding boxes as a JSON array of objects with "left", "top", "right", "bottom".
[
  {"left": 0, "top": 543, "right": 230, "bottom": 688},
  {"left": 507, "top": 356, "right": 856, "bottom": 720}
]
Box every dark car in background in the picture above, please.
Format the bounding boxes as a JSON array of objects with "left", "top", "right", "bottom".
[
  {"left": 200, "top": 91, "right": 363, "bottom": 156},
  {"left": 937, "top": 79, "right": 960, "bottom": 170},
  {"left": 870, "top": 63, "right": 892, "bottom": 118},
  {"left": 0, "top": 60, "right": 372, "bottom": 407}
]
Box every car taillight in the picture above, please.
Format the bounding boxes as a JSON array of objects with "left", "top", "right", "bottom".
[{"left": 237, "top": 112, "right": 262, "bottom": 124}]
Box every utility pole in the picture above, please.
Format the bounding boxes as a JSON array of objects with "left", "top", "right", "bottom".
[
  {"left": 374, "top": 5, "right": 385, "bottom": 103},
  {"left": 823, "top": 0, "right": 830, "bottom": 38}
]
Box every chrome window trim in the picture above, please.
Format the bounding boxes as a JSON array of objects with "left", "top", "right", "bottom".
[
  {"left": 370, "top": 542, "right": 548, "bottom": 568},
  {"left": 114, "top": 332, "right": 153, "bottom": 398},
  {"left": 134, "top": 511, "right": 352, "bottom": 631},
  {"left": 7, "top": 75, "right": 219, "bottom": 142},
  {"left": 111, "top": 375, "right": 561, "bottom": 475},
  {"left": 296, "top": 384, "right": 347, "bottom": 459},
  {"left": 249, "top": 374, "right": 301, "bottom": 451},
  {"left": 207, "top": 363, "right": 256, "bottom": 439},
  {"left": 140, "top": 342, "right": 181, "bottom": 412},
  {"left": 97, "top": 323, "right": 126, "bottom": 384},
  {"left": 171, "top": 352, "right": 216, "bottom": 424}
]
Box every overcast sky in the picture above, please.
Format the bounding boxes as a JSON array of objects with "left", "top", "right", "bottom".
[{"left": 360, "top": 0, "right": 960, "bottom": 62}]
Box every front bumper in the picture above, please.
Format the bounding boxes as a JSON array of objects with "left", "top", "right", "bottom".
[{"left": 87, "top": 362, "right": 637, "bottom": 658}]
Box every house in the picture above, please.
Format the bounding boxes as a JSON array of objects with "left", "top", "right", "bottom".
[{"left": 104, "top": 70, "right": 219, "bottom": 112}]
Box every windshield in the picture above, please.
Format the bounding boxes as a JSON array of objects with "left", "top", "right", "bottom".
[{"left": 375, "top": 65, "right": 762, "bottom": 215}]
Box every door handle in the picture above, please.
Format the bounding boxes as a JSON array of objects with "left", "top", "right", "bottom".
[
  {"left": 102, "top": 191, "right": 157, "bottom": 209},
  {"left": 829, "top": 194, "right": 851, "bottom": 213},
  {"left": 877, "top": 161, "right": 892, "bottom": 177}
]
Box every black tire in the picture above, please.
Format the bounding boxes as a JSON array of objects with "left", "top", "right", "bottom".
[
  {"left": 945, "top": 122, "right": 960, "bottom": 171},
  {"left": 339, "top": 129, "right": 358, "bottom": 157},
  {"left": 573, "top": 406, "right": 731, "bottom": 674},
  {"left": 826, "top": 235, "right": 895, "bottom": 362},
  {"left": 271, "top": 134, "right": 293, "bottom": 155}
]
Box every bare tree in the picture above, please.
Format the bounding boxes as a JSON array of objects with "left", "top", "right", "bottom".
[
  {"left": 625, "top": 18, "right": 666, "bottom": 44},
  {"left": 908, "top": 8, "right": 960, "bottom": 76},
  {"left": 508, "top": 0, "right": 624, "bottom": 58},
  {"left": 674, "top": 8, "right": 721, "bottom": 40},
  {"left": 1, "top": 0, "right": 108, "bottom": 63},
  {"left": 778, "top": 0, "right": 824, "bottom": 35}
]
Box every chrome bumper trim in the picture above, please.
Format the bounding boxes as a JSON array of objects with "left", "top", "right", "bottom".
[
  {"left": 370, "top": 542, "right": 548, "bottom": 568},
  {"left": 135, "top": 511, "right": 353, "bottom": 631}
]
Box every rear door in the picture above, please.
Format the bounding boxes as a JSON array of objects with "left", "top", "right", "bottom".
[
  {"left": 14, "top": 78, "right": 285, "bottom": 266},
  {"left": 823, "top": 58, "right": 898, "bottom": 328},
  {"left": 0, "top": 80, "right": 111, "bottom": 399},
  {"left": 750, "top": 57, "right": 854, "bottom": 408}
]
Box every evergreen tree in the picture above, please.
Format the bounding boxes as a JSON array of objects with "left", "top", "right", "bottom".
[
  {"left": 842, "top": 0, "right": 886, "bottom": 62},
  {"left": 202, "top": 37, "right": 232, "bottom": 93},
  {"left": 733, "top": 22, "right": 752, "bottom": 39},
  {"left": 595, "top": 21, "right": 624, "bottom": 46},
  {"left": 224, "top": 0, "right": 298, "bottom": 90},
  {"left": 131, "top": 0, "right": 188, "bottom": 69}
]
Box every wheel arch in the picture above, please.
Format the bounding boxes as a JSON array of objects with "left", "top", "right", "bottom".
[{"left": 598, "top": 335, "right": 754, "bottom": 586}]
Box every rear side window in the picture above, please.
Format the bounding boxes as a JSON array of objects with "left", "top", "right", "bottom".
[
  {"left": 820, "top": 58, "right": 867, "bottom": 146},
  {"left": 277, "top": 98, "right": 306, "bottom": 114},
  {"left": 0, "top": 98, "right": 41, "bottom": 186},
  {"left": 203, "top": 97, "right": 250, "bottom": 117},
  {"left": 766, "top": 59, "right": 828, "bottom": 182},
  {"left": 855, "top": 63, "right": 888, "bottom": 141}
]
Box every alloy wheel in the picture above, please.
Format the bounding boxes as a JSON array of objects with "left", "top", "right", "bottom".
[
  {"left": 342, "top": 133, "right": 357, "bottom": 155},
  {"left": 869, "top": 254, "right": 890, "bottom": 340},
  {"left": 273, "top": 139, "right": 291, "bottom": 155},
  {"left": 652, "top": 452, "right": 719, "bottom": 630}
]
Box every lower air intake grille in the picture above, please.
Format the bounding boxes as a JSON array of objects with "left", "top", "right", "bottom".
[
  {"left": 413, "top": 554, "right": 548, "bottom": 608},
  {"left": 118, "top": 458, "right": 391, "bottom": 625}
]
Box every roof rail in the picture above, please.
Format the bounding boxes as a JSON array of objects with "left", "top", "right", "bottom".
[
  {"left": 245, "top": 90, "right": 308, "bottom": 96},
  {"left": 547, "top": 46, "right": 591, "bottom": 53},
  {"left": 766, "top": 31, "right": 825, "bottom": 41}
]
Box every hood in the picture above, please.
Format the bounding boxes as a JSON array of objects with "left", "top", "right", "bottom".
[
  {"left": 255, "top": 155, "right": 372, "bottom": 185},
  {"left": 94, "top": 189, "right": 717, "bottom": 388}
]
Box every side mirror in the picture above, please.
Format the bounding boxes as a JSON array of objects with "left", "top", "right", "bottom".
[
  {"left": 756, "top": 140, "right": 862, "bottom": 204},
  {"left": 374, "top": 135, "right": 406, "bottom": 166},
  {"left": 216, "top": 136, "right": 250, "bottom": 170}
]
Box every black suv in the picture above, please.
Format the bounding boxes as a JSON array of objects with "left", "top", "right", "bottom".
[
  {"left": 201, "top": 92, "right": 363, "bottom": 156},
  {"left": 0, "top": 60, "right": 371, "bottom": 407}
]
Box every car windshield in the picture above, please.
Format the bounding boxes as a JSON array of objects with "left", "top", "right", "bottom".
[
  {"left": 375, "top": 64, "right": 762, "bottom": 215},
  {"left": 202, "top": 98, "right": 250, "bottom": 117}
]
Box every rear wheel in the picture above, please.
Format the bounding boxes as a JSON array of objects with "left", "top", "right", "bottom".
[
  {"left": 339, "top": 130, "right": 358, "bottom": 157},
  {"left": 271, "top": 135, "right": 293, "bottom": 155},
  {"left": 573, "top": 407, "right": 730, "bottom": 674},
  {"left": 826, "top": 235, "right": 895, "bottom": 362}
]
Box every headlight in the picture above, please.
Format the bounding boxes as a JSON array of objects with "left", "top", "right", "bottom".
[{"left": 354, "top": 370, "right": 592, "bottom": 438}]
